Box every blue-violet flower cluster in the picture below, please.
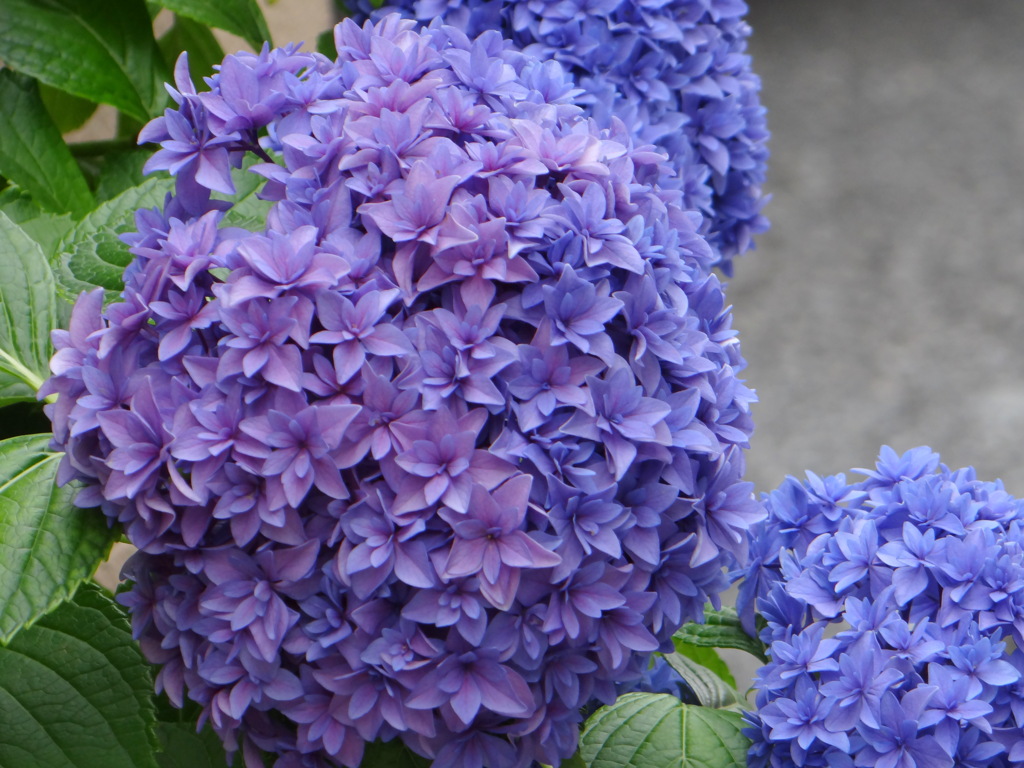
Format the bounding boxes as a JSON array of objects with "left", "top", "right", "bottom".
[
  {"left": 42, "top": 15, "right": 760, "bottom": 768},
  {"left": 354, "top": 0, "right": 770, "bottom": 273},
  {"left": 740, "top": 446, "right": 1024, "bottom": 768}
]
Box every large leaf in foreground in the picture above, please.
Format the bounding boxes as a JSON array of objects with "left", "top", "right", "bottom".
[
  {"left": 0, "top": 435, "right": 117, "bottom": 642},
  {"left": 0, "top": 0, "right": 167, "bottom": 122},
  {"left": 53, "top": 176, "right": 175, "bottom": 298},
  {"left": 39, "top": 84, "right": 99, "bottom": 135},
  {"left": 580, "top": 693, "right": 749, "bottom": 768},
  {"left": 151, "top": 0, "right": 272, "bottom": 50},
  {"left": 0, "top": 70, "right": 94, "bottom": 218},
  {"left": 0, "top": 212, "right": 59, "bottom": 404},
  {"left": 0, "top": 584, "right": 158, "bottom": 768},
  {"left": 94, "top": 153, "right": 150, "bottom": 205}
]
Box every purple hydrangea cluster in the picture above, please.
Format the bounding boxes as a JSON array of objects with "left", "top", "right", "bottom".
[
  {"left": 42, "top": 14, "right": 760, "bottom": 768},
  {"left": 740, "top": 446, "right": 1024, "bottom": 768},
  {"left": 352, "top": 0, "right": 770, "bottom": 274}
]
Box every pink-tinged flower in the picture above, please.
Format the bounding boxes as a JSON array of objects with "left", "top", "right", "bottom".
[
  {"left": 405, "top": 643, "right": 535, "bottom": 726},
  {"left": 309, "top": 288, "right": 412, "bottom": 384},
  {"left": 387, "top": 407, "right": 515, "bottom": 517},
  {"left": 561, "top": 366, "right": 672, "bottom": 480},
  {"left": 358, "top": 160, "right": 461, "bottom": 245},
  {"left": 441, "top": 476, "right": 561, "bottom": 609},
  {"left": 238, "top": 401, "right": 359, "bottom": 509},
  {"left": 216, "top": 296, "right": 305, "bottom": 391}
]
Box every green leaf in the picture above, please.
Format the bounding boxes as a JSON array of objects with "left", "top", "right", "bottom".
[
  {"left": 0, "top": 70, "right": 95, "bottom": 218},
  {"left": 316, "top": 28, "right": 336, "bottom": 59},
  {"left": 150, "top": 0, "right": 272, "bottom": 50},
  {"left": 220, "top": 159, "right": 273, "bottom": 231},
  {"left": 672, "top": 643, "right": 736, "bottom": 688},
  {"left": 663, "top": 652, "right": 744, "bottom": 709},
  {"left": 555, "top": 752, "right": 588, "bottom": 768},
  {"left": 0, "top": 584, "right": 158, "bottom": 768},
  {"left": 158, "top": 14, "right": 226, "bottom": 88},
  {"left": 53, "top": 176, "right": 175, "bottom": 298},
  {"left": 360, "top": 740, "right": 431, "bottom": 768},
  {"left": 39, "top": 84, "right": 99, "bottom": 135},
  {"left": 580, "top": 692, "right": 750, "bottom": 768},
  {"left": 0, "top": 0, "right": 168, "bottom": 123},
  {"left": 95, "top": 152, "right": 151, "bottom": 204},
  {"left": 0, "top": 212, "right": 59, "bottom": 401},
  {"left": 154, "top": 723, "right": 224, "bottom": 768},
  {"left": 152, "top": 692, "right": 244, "bottom": 768},
  {"left": 0, "top": 434, "right": 118, "bottom": 643},
  {"left": 672, "top": 607, "right": 768, "bottom": 663},
  {"left": 0, "top": 186, "right": 75, "bottom": 258},
  {"left": 155, "top": 722, "right": 245, "bottom": 768}
]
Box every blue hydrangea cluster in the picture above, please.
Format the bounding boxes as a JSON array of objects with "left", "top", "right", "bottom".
[
  {"left": 352, "top": 0, "right": 770, "bottom": 274},
  {"left": 42, "top": 15, "right": 761, "bottom": 768},
  {"left": 740, "top": 446, "right": 1024, "bottom": 768}
]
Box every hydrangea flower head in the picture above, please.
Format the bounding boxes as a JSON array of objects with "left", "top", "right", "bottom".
[
  {"left": 740, "top": 447, "right": 1024, "bottom": 768},
  {"left": 43, "top": 15, "right": 759, "bottom": 768},
  {"left": 353, "top": 0, "right": 770, "bottom": 274}
]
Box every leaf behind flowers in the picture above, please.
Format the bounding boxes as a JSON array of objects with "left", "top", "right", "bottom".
[
  {"left": 52, "top": 176, "right": 175, "bottom": 298},
  {"left": 0, "top": 70, "right": 94, "bottom": 218},
  {"left": 672, "top": 607, "right": 768, "bottom": 663},
  {"left": 672, "top": 643, "right": 737, "bottom": 688},
  {"left": 150, "top": 0, "right": 272, "bottom": 50},
  {"left": 0, "top": 212, "right": 60, "bottom": 403},
  {"left": 0, "top": 0, "right": 168, "bottom": 122},
  {"left": 0, "top": 186, "right": 75, "bottom": 258},
  {"left": 0, "top": 434, "right": 118, "bottom": 643},
  {"left": 663, "top": 652, "right": 745, "bottom": 710}
]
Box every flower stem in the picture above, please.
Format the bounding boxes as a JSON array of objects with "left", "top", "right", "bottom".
[{"left": 0, "top": 346, "right": 55, "bottom": 403}]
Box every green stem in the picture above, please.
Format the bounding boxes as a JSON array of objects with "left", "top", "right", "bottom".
[
  {"left": 0, "top": 347, "right": 55, "bottom": 403},
  {"left": 241, "top": 141, "right": 275, "bottom": 164}
]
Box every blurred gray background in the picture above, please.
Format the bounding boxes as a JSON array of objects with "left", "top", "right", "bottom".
[{"left": 732, "top": 0, "right": 1024, "bottom": 497}]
